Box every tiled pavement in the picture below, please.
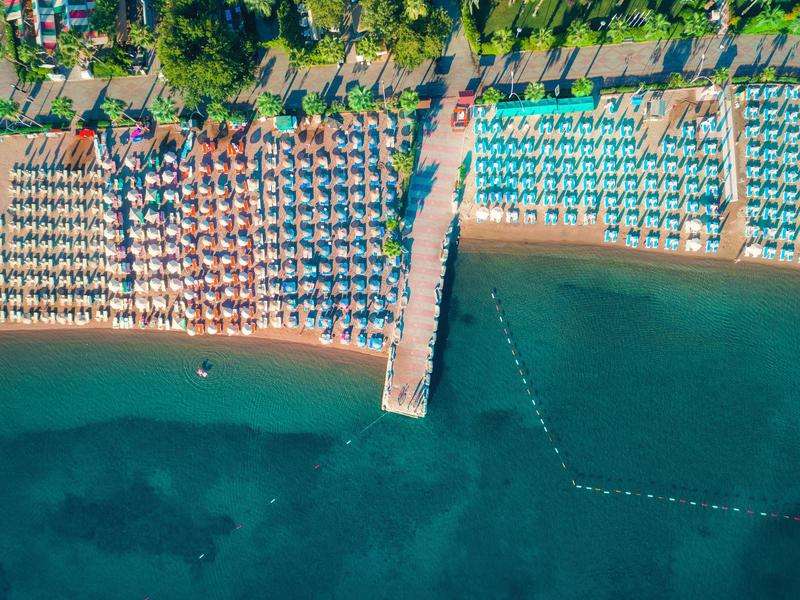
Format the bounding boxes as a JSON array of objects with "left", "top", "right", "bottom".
[{"left": 382, "top": 98, "right": 464, "bottom": 417}]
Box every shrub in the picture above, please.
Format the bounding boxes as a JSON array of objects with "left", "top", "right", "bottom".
[
  {"left": 461, "top": 0, "right": 481, "bottom": 54},
  {"left": 478, "top": 86, "right": 505, "bottom": 104},
  {"left": 256, "top": 93, "right": 283, "bottom": 118},
  {"left": 348, "top": 85, "right": 377, "bottom": 112},
  {"left": 302, "top": 91, "right": 327, "bottom": 115},
  {"left": 150, "top": 96, "right": 178, "bottom": 123},
  {"left": 524, "top": 82, "right": 545, "bottom": 102},
  {"left": 667, "top": 72, "right": 687, "bottom": 88},
  {"left": 571, "top": 77, "right": 594, "bottom": 97},
  {"left": 393, "top": 149, "right": 415, "bottom": 176},
  {"left": 356, "top": 33, "right": 382, "bottom": 62},
  {"left": 759, "top": 66, "right": 777, "bottom": 83},
  {"left": 207, "top": 101, "right": 232, "bottom": 123},
  {"left": 51, "top": 97, "right": 76, "bottom": 121},
  {"left": 328, "top": 99, "right": 348, "bottom": 114},
  {"left": 382, "top": 237, "right": 402, "bottom": 257}
]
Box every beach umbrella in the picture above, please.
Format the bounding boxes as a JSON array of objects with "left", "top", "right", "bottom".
[
  {"left": 182, "top": 255, "right": 194, "bottom": 269},
  {"left": 181, "top": 234, "right": 194, "bottom": 247},
  {"left": 222, "top": 271, "right": 234, "bottom": 284},
  {"left": 235, "top": 181, "right": 245, "bottom": 194},
  {"left": 185, "top": 306, "right": 197, "bottom": 319},
  {"left": 183, "top": 274, "right": 196, "bottom": 287},
  {"left": 182, "top": 183, "right": 194, "bottom": 197},
  {"left": 146, "top": 243, "right": 161, "bottom": 257},
  {"left": 129, "top": 208, "right": 143, "bottom": 224},
  {"left": 183, "top": 289, "right": 197, "bottom": 301},
  {"left": 124, "top": 156, "right": 136, "bottom": 169},
  {"left": 103, "top": 229, "right": 117, "bottom": 241},
  {"left": 204, "top": 306, "right": 215, "bottom": 320},
  {"left": 684, "top": 218, "right": 702, "bottom": 234},
  {"left": 164, "top": 151, "right": 177, "bottom": 164},
  {"left": 198, "top": 182, "right": 210, "bottom": 195},
  {"left": 685, "top": 238, "right": 702, "bottom": 252},
  {"left": 216, "top": 182, "right": 227, "bottom": 196},
  {"left": 103, "top": 209, "right": 116, "bottom": 224},
  {"left": 199, "top": 235, "right": 213, "bottom": 248},
  {"left": 207, "top": 323, "right": 218, "bottom": 335},
  {"left": 127, "top": 189, "right": 140, "bottom": 202},
  {"left": 242, "top": 322, "right": 253, "bottom": 336},
  {"left": 134, "top": 279, "right": 149, "bottom": 293},
  {"left": 110, "top": 297, "right": 126, "bottom": 310},
  {"left": 181, "top": 217, "right": 195, "bottom": 230},
  {"left": 204, "top": 272, "right": 216, "bottom": 285},
  {"left": 163, "top": 188, "right": 177, "bottom": 201},
  {"left": 218, "top": 199, "right": 231, "bottom": 213},
  {"left": 204, "top": 290, "right": 216, "bottom": 303},
  {"left": 237, "top": 254, "right": 248, "bottom": 267},
  {"left": 223, "top": 286, "right": 234, "bottom": 298},
  {"left": 132, "top": 259, "right": 146, "bottom": 273},
  {"left": 226, "top": 324, "right": 237, "bottom": 336},
  {"left": 153, "top": 296, "right": 167, "bottom": 309},
  {"left": 144, "top": 209, "right": 160, "bottom": 225},
  {"left": 134, "top": 296, "right": 150, "bottom": 311},
  {"left": 165, "top": 241, "right": 178, "bottom": 255},
  {"left": 146, "top": 226, "right": 160, "bottom": 241},
  {"left": 222, "top": 304, "right": 234, "bottom": 318},
  {"left": 219, "top": 252, "right": 232, "bottom": 266},
  {"left": 169, "top": 277, "right": 182, "bottom": 291},
  {"left": 148, "top": 257, "right": 162, "bottom": 271},
  {"left": 234, "top": 196, "right": 245, "bottom": 209},
  {"left": 187, "top": 323, "right": 196, "bottom": 336},
  {"left": 165, "top": 223, "right": 179, "bottom": 237},
  {"left": 145, "top": 171, "right": 159, "bottom": 185},
  {"left": 108, "top": 279, "right": 123, "bottom": 293},
  {"left": 166, "top": 260, "right": 181, "bottom": 274},
  {"left": 199, "top": 219, "right": 211, "bottom": 232},
  {"left": 202, "top": 253, "right": 213, "bottom": 267},
  {"left": 102, "top": 158, "right": 115, "bottom": 171}
]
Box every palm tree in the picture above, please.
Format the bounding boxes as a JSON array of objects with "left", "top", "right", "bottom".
[
  {"left": 150, "top": 96, "right": 178, "bottom": 123},
  {"left": 302, "top": 91, "right": 327, "bottom": 116},
  {"left": 256, "top": 93, "right": 283, "bottom": 118},
  {"left": 567, "top": 20, "right": 591, "bottom": 46},
  {"left": 0, "top": 98, "right": 42, "bottom": 127},
  {"left": 712, "top": 66, "right": 730, "bottom": 86},
  {"left": 51, "top": 96, "right": 76, "bottom": 121},
  {"left": 607, "top": 19, "right": 630, "bottom": 44},
  {"left": 645, "top": 13, "right": 670, "bottom": 39},
  {"left": 100, "top": 97, "right": 132, "bottom": 123},
  {"left": 529, "top": 28, "right": 554, "bottom": 51},
  {"left": 524, "top": 82, "right": 545, "bottom": 102},
  {"left": 467, "top": 0, "right": 480, "bottom": 13},
  {"left": 491, "top": 28, "right": 515, "bottom": 54},
  {"left": 404, "top": 0, "right": 428, "bottom": 21},
  {"left": 348, "top": 85, "right": 376, "bottom": 112},
  {"left": 682, "top": 11, "right": 711, "bottom": 38},
  {"left": 128, "top": 23, "right": 155, "bottom": 49},
  {"left": 759, "top": 66, "right": 777, "bottom": 83},
  {"left": 478, "top": 86, "right": 505, "bottom": 104},
  {"left": 242, "top": 0, "right": 275, "bottom": 17},
  {"left": 399, "top": 89, "right": 419, "bottom": 114}
]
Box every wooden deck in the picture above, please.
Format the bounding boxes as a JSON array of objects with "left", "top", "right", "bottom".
[{"left": 382, "top": 99, "right": 464, "bottom": 417}]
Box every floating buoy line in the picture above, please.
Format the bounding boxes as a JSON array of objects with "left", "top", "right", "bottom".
[{"left": 490, "top": 288, "right": 800, "bottom": 522}]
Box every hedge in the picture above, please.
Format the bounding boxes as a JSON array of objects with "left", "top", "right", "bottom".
[{"left": 461, "top": 0, "right": 481, "bottom": 55}]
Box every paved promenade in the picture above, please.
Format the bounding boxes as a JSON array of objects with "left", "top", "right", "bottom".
[
  {"left": 5, "top": 25, "right": 800, "bottom": 122},
  {"left": 382, "top": 99, "right": 463, "bottom": 417}
]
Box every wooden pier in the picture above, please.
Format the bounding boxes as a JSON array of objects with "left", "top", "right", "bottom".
[{"left": 382, "top": 98, "right": 464, "bottom": 417}]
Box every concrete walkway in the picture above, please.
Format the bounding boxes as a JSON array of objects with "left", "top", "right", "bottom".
[{"left": 382, "top": 98, "right": 464, "bottom": 417}]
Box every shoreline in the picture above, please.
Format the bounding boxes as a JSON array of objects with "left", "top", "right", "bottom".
[
  {"left": 457, "top": 233, "right": 800, "bottom": 278},
  {"left": 0, "top": 325, "right": 386, "bottom": 371}
]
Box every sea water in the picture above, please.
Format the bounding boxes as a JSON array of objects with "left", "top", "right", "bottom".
[{"left": 1, "top": 245, "right": 800, "bottom": 598}]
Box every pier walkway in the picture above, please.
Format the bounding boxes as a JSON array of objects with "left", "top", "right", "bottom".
[{"left": 382, "top": 99, "right": 464, "bottom": 417}]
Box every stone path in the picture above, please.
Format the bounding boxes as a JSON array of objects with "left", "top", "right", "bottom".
[{"left": 382, "top": 98, "right": 464, "bottom": 417}]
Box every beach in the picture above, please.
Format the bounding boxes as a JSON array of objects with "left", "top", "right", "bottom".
[{"left": 2, "top": 244, "right": 800, "bottom": 598}]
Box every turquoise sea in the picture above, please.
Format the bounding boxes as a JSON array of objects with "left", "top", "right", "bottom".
[{"left": 2, "top": 244, "right": 800, "bottom": 599}]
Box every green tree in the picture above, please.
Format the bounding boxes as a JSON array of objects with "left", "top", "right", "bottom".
[
  {"left": 607, "top": 19, "right": 630, "bottom": 43},
  {"left": 150, "top": 96, "right": 179, "bottom": 123},
  {"left": 392, "top": 7, "right": 451, "bottom": 69},
  {"left": 645, "top": 13, "right": 670, "bottom": 38},
  {"left": 100, "top": 97, "right": 130, "bottom": 122},
  {"left": 242, "top": 0, "right": 276, "bottom": 17},
  {"left": 128, "top": 23, "right": 156, "bottom": 49},
  {"left": 207, "top": 101, "right": 232, "bottom": 123},
  {"left": 362, "top": 0, "right": 403, "bottom": 35},
  {"left": 491, "top": 28, "right": 514, "bottom": 54},
  {"left": 755, "top": 5, "right": 785, "bottom": 29},
  {"left": 528, "top": 27, "right": 554, "bottom": 51},
  {"left": 392, "top": 149, "right": 415, "bottom": 175},
  {"left": 348, "top": 85, "right": 377, "bottom": 112},
  {"left": 524, "top": 81, "right": 545, "bottom": 102},
  {"left": 328, "top": 99, "right": 348, "bottom": 114},
  {"left": 711, "top": 66, "right": 730, "bottom": 86},
  {"left": 399, "top": 88, "right": 419, "bottom": 113},
  {"left": 567, "top": 20, "right": 591, "bottom": 46},
  {"left": 306, "top": 0, "right": 346, "bottom": 29},
  {"left": 17, "top": 42, "right": 42, "bottom": 67},
  {"left": 90, "top": 0, "right": 119, "bottom": 35},
  {"left": 256, "top": 92, "right": 283, "bottom": 118},
  {"left": 157, "top": 0, "right": 256, "bottom": 105},
  {"left": 759, "top": 66, "right": 777, "bottom": 83},
  {"left": 356, "top": 33, "right": 382, "bottom": 61},
  {"left": 479, "top": 86, "right": 505, "bottom": 104},
  {"left": 404, "top": 0, "right": 428, "bottom": 21},
  {"left": 386, "top": 217, "right": 399, "bottom": 230},
  {"left": 466, "top": 0, "right": 479, "bottom": 13},
  {"left": 51, "top": 96, "right": 76, "bottom": 121},
  {"left": 667, "top": 72, "right": 687, "bottom": 87},
  {"left": 302, "top": 91, "right": 327, "bottom": 115},
  {"left": 682, "top": 11, "right": 712, "bottom": 37},
  {"left": 313, "top": 35, "right": 345, "bottom": 63},
  {"left": 571, "top": 77, "right": 594, "bottom": 97},
  {"left": 382, "top": 237, "right": 403, "bottom": 257}
]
